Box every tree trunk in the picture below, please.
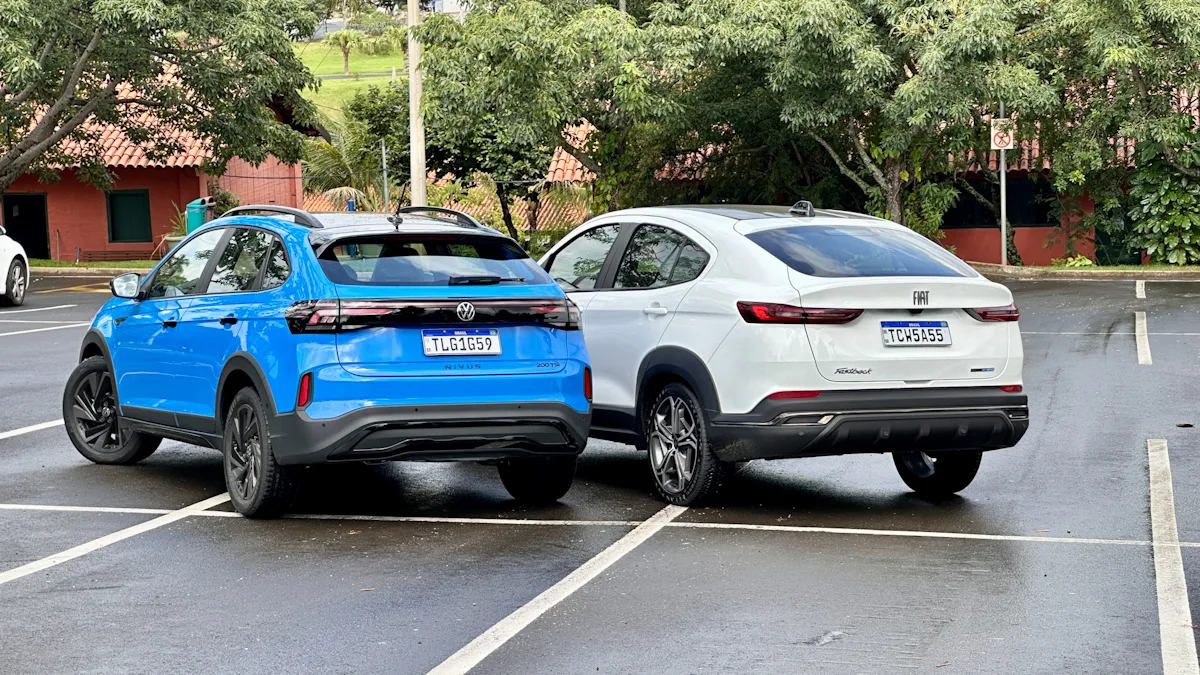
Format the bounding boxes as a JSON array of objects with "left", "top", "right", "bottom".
[
  {"left": 884, "top": 160, "right": 904, "bottom": 224},
  {"left": 1006, "top": 225, "right": 1022, "bottom": 266},
  {"left": 495, "top": 183, "right": 520, "bottom": 240},
  {"left": 526, "top": 189, "right": 541, "bottom": 245},
  {"left": 343, "top": 48, "right": 351, "bottom": 75}
]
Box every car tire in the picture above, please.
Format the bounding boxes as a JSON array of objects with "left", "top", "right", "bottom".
[
  {"left": 645, "top": 382, "right": 726, "bottom": 506},
  {"left": 892, "top": 450, "right": 983, "bottom": 499},
  {"left": 223, "top": 387, "right": 299, "bottom": 518},
  {"left": 2, "top": 258, "right": 26, "bottom": 306},
  {"left": 497, "top": 456, "right": 576, "bottom": 503},
  {"left": 63, "top": 356, "right": 161, "bottom": 464}
]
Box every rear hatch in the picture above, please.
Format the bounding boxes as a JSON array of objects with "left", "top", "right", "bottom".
[
  {"left": 309, "top": 232, "right": 571, "bottom": 378},
  {"left": 745, "top": 220, "right": 1016, "bottom": 384}
]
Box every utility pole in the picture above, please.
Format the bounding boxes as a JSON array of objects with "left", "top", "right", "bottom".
[
  {"left": 407, "top": 0, "right": 427, "bottom": 206},
  {"left": 618, "top": 0, "right": 627, "bottom": 11},
  {"left": 381, "top": 139, "right": 390, "bottom": 210},
  {"left": 999, "top": 101, "right": 1007, "bottom": 267}
]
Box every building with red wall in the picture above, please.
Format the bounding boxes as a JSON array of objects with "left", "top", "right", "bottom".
[{"left": 1, "top": 128, "right": 301, "bottom": 262}]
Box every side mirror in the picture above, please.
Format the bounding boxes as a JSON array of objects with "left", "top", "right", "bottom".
[{"left": 110, "top": 273, "right": 141, "bottom": 299}]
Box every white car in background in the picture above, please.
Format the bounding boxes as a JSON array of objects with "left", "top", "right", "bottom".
[
  {"left": 539, "top": 202, "right": 1027, "bottom": 506},
  {"left": 0, "top": 225, "right": 28, "bottom": 306}
]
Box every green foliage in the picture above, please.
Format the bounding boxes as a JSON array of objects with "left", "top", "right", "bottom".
[
  {"left": 1050, "top": 254, "right": 1095, "bottom": 268},
  {"left": 348, "top": 10, "right": 400, "bottom": 37},
  {"left": 1130, "top": 138, "right": 1200, "bottom": 265},
  {"left": 0, "top": 0, "right": 320, "bottom": 191}
]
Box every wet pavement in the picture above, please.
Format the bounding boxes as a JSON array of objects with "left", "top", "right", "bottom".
[{"left": 1, "top": 275, "right": 1197, "bottom": 674}]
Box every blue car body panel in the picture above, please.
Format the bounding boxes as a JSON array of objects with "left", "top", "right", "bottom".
[{"left": 84, "top": 213, "right": 592, "bottom": 459}]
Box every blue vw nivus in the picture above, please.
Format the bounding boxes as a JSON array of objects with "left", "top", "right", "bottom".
[{"left": 63, "top": 206, "right": 592, "bottom": 517}]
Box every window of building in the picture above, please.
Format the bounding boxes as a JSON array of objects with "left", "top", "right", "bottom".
[
  {"left": 106, "top": 190, "right": 153, "bottom": 243},
  {"left": 942, "top": 176, "right": 1057, "bottom": 229}
]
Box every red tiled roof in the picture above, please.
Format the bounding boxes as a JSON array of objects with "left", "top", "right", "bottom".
[
  {"left": 56, "top": 116, "right": 209, "bottom": 169},
  {"left": 546, "top": 147, "right": 592, "bottom": 183}
]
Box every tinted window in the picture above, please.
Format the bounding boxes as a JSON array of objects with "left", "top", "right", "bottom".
[
  {"left": 146, "top": 229, "right": 225, "bottom": 299},
  {"left": 545, "top": 225, "right": 619, "bottom": 291},
  {"left": 261, "top": 239, "right": 290, "bottom": 289},
  {"left": 317, "top": 235, "right": 551, "bottom": 286},
  {"left": 747, "top": 224, "right": 975, "bottom": 278},
  {"left": 615, "top": 225, "right": 707, "bottom": 289},
  {"left": 207, "top": 229, "right": 274, "bottom": 294}
]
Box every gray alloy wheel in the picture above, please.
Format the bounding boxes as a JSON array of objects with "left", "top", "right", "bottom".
[
  {"left": 63, "top": 356, "right": 161, "bottom": 464},
  {"left": 645, "top": 382, "right": 726, "bottom": 506},
  {"left": 649, "top": 395, "right": 701, "bottom": 496},
  {"left": 2, "top": 258, "right": 25, "bottom": 306},
  {"left": 227, "top": 403, "right": 264, "bottom": 505}
]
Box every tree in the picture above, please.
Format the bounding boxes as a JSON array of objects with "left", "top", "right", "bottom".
[
  {"left": 303, "top": 113, "right": 394, "bottom": 211},
  {"left": 420, "top": 1, "right": 679, "bottom": 210},
  {"left": 0, "top": 0, "right": 319, "bottom": 192},
  {"left": 649, "top": 0, "right": 1058, "bottom": 231},
  {"left": 324, "top": 29, "right": 367, "bottom": 75}
]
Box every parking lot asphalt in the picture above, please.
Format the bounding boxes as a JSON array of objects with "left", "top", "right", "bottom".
[{"left": 0, "top": 274, "right": 1197, "bottom": 674}]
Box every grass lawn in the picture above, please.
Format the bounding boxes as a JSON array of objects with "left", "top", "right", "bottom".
[
  {"left": 304, "top": 75, "right": 396, "bottom": 118},
  {"left": 30, "top": 258, "right": 157, "bottom": 269},
  {"left": 295, "top": 41, "right": 405, "bottom": 78}
]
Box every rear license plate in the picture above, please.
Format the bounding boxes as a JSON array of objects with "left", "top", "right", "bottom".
[
  {"left": 881, "top": 321, "right": 952, "bottom": 347},
  {"left": 422, "top": 329, "right": 501, "bottom": 356}
]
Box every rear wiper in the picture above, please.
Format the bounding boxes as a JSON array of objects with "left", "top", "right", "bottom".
[{"left": 448, "top": 275, "right": 525, "bottom": 285}]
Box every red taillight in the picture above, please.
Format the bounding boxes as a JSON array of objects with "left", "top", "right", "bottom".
[
  {"left": 297, "top": 372, "right": 313, "bottom": 408},
  {"left": 284, "top": 298, "right": 582, "bottom": 333},
  {"left": 583, "top": 367, "right": 592, "bottom": 402},
  {"left": 967, "top": 304, "right": 1020, "bottom": 322},
  {"left": 737, "top": 302, "right": 862, "bottom": 324},
  {"left": 767, "top": 390, "right": 822, "bottom": 399},
  {"left": 1000, "top": 384, "right": 1023, "bottom": 393}
]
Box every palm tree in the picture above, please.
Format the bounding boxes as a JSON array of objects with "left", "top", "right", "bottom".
[
  {"left": 303, "top": 116, "right": 392, "bottom": 212},
  {"left": 324, "top": 30, "right": 364, "bottom": 75}
]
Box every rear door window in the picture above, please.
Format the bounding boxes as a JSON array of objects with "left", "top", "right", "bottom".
[
  {"left": 317, "top": 234, "right": 552, "bottom": 286},
  {"left": 613, "top": 225, "right": 708, "bottom": 289},
  {"left": 747, "top": 224, "right": 975, "bottom": 278},
  {"left": 206, "top": 228, "right": 275, "bottom": 294},
  {"left": 544, "top": 225, "right": 620, "bottom": 291}
]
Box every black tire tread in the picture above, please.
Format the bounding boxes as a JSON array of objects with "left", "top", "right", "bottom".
[
  {"left": 497, "top": 456, "right": 576, "bottom": 504},
  {"left": 224, "top": 387, "right": 299, "bottom": 518},
  {"left": 892, "top": 450, "right": 982, "bottom": 499},
  {"left": 2, "top": 258, "right": 25, "bottom": 306}
]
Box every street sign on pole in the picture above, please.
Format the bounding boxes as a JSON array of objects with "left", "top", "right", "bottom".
[{"left": 994, "top": 110, "right": 1010, "bottom": 265}]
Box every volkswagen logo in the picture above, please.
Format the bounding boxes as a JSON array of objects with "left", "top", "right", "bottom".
[{"left": 456, "top": 302, "right": 476, "bottom": 322}]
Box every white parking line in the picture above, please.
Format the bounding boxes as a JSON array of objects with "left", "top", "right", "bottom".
[
  {"left": 0, "top": 322, "right": 89, "bottom": 338},
  {"left": 0, "top": 503, "right": 171, "bottom": 515},
  {"left": 425, "top": 504, "right": 687, "bottom": 675},
  {"left": 1148, "top": 440, "right": 1200, "bottom": 675},
  {"left": 1137, "top": 312, "right": 1153, "bottom": 365},
  {"left": 0, "top": 304, "right": 76, "bottom": 314},
  {"left": 0, "top": 494, "right": 230, "bottom": 587},
  {"left": 1138, "top": 280, "right": 1147, "bottom": 299},
  {"left": 0, "top": 319, "right": 93, "bottom": 324},
  {"left": 0, "top": 420, "right": 63, "bottom": 441}
]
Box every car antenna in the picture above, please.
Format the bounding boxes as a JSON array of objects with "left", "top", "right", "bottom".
[{"left": 388, "top": 203, "right": 404, "bottom": 230}]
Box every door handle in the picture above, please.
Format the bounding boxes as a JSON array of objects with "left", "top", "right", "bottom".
[
  {"left": 161, "top": 320, "right": 177, "bottom": 328},
  {"left": 220, "top": 316, "right": 238, "bottom": 326},
  {"left": 642, "top": 306, "right": 669, "bottom": 316}
]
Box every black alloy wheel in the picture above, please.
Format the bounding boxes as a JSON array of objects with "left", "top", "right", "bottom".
[{"left": 63, "top": 356, "right": 160, "bottom": 464}]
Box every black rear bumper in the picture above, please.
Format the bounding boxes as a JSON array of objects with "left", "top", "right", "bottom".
[
  {"left": 269, "top": 402, "right": 591, "bottom": 465},
  {"left": 708, "top": 387, "right": 1028, "bottom": 462}
]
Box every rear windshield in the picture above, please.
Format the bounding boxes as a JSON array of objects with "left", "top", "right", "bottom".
[
  {"left": 746, "top": 224, "right": 976, "bottom": 278},
  {"left": 317, "top": 235, "right": 553, "bottom": 286}
]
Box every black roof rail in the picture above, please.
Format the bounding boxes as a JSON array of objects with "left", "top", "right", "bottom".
[
  {"left": 221, "top": 205, "right": 324, "bottom": 229},
  {"left": 395, "top": 206, "right": 487, "bottom": 230},
  {"left": 788, "top": 200, "right": 814, "bottom": 217}
]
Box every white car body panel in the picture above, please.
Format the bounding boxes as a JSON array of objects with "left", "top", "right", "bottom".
[
  {"left": 0, "top": 231, "right": 29, "bottom": 297},
  {"left": 540, "top": 204, "right": 1025, "bottom": 434}
]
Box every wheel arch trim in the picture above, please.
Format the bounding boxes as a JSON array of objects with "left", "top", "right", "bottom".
[
  {"left": 636, "top": 346, "right": 722, "bottom": 422},
  {"left": 216, "top": 352, "right": 279, "bottom": 424}
]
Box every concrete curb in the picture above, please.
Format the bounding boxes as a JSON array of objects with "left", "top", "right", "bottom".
[
  {"left": 30, "top": 267, "right": 151, "bottom": 277},
  {"left": 968, "top": 261, "right": 1200, "bottom": 281}
]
